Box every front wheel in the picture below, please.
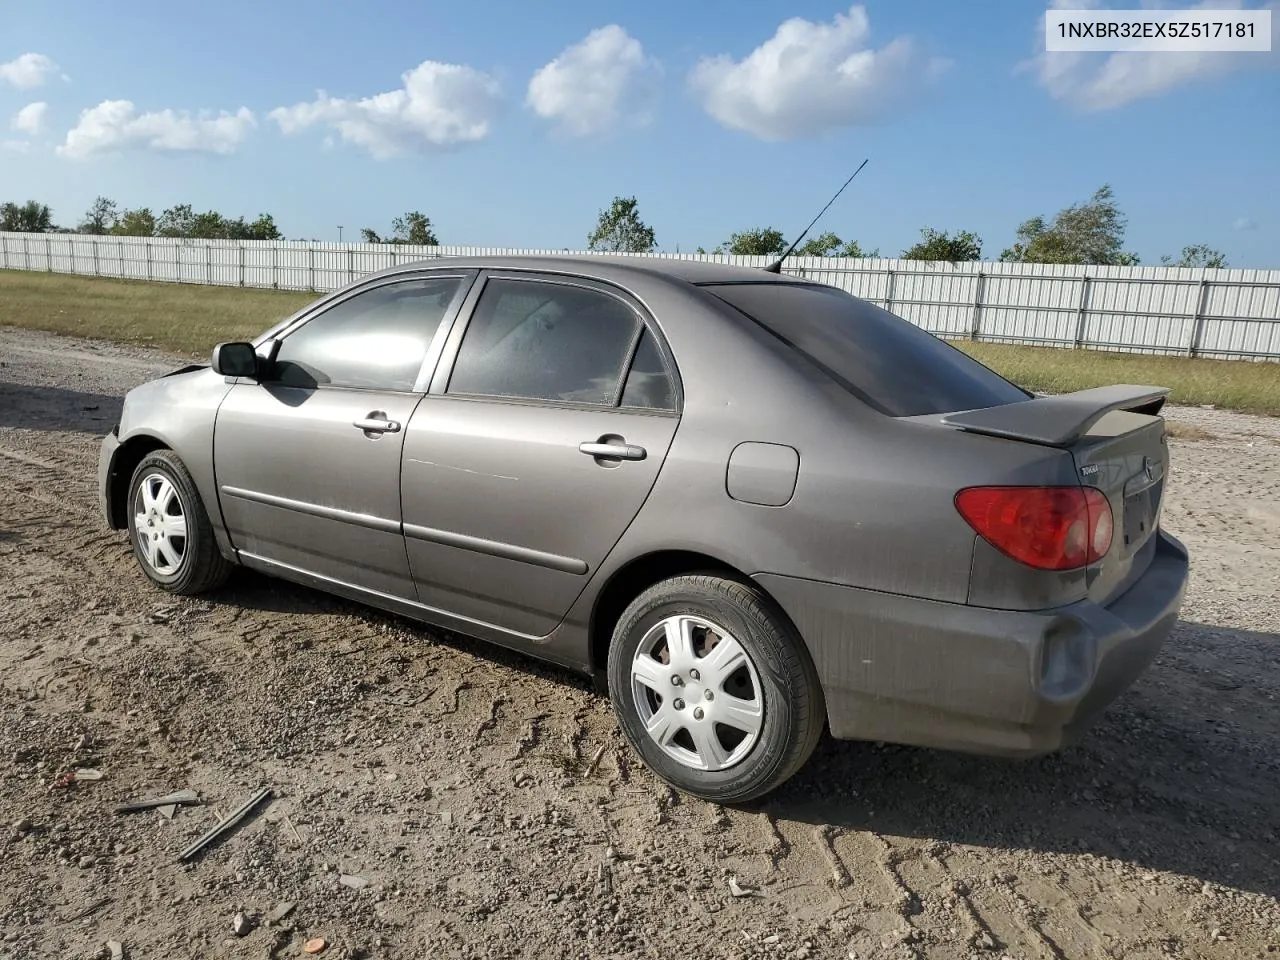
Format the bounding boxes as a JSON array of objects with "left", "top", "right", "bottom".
[
  {"left": 606, "top": 574, "right": 825, "bottom": 804},
  {"left": 126, "top": 450, "right": 232, "bottom": 595}
]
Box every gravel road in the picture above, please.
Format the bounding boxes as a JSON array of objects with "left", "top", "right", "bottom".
[{"left": 1, "top": 326, "right": 1278, "bottom": 960}]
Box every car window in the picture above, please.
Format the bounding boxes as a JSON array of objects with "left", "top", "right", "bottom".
[
  {"left": 447, "top": 278, "right": 642, "bottom": 405},
  {"left": 620, "top": 328, "right": 676, "bottom": 411},
  {"left": 706, "top": 282, "right": 1031, "bottom": 418},
  {"left": 272, "top": 276, "right": 462, "bottom": 391}
]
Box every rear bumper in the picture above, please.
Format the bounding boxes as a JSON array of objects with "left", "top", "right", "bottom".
[
  {"left": 755, "top": 530, "right": 1189, "bottom": 758},
  {"left": 98, "top": 426, "right": 123, "bottom": 529}
]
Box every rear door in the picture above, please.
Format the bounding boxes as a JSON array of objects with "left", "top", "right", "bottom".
[
  {"left": 214, "top": 272, "right": 473, "bottom": 598},
  {"left": 400, "top": 272, "right": 681, "bottom": 637}
]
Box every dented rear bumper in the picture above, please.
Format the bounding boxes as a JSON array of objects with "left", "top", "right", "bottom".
[{"left": 755, "top": 530, "right": 1189, "bottom": 758}]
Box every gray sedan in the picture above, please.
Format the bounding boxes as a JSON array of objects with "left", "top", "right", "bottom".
[{"left": 98, "top": 256, "right": 1189, "bottom": 802}]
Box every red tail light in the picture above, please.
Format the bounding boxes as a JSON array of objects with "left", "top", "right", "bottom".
[{"left": 955, "top": 485, "right": 1113, "bottom": 571}]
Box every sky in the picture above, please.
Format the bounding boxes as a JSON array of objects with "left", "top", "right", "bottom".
[{"left": 1, "top": 0, "right": 1278, "bottom": 265}]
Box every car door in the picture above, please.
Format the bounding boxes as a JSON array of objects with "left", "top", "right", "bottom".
[
  {"left": 214, "top": 272, "right": 474, "bottom": 599},
  {"left": 400, "top": 272, "right": 681, "bottom": 637}
]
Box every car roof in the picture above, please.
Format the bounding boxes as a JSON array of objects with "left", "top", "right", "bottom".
[{"left": 365, "top": 253, "right": 811, "bottom": 288}]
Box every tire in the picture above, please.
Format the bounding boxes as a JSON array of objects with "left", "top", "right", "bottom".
[
  {"left": 126, "top": 450, "right": 233, "bottom": 595},
  {"left": 606, "top": 573, "right": 825, "bottom": 804}
]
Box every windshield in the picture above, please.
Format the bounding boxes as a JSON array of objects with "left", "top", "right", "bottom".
[{"left": 706, "top": 282, "right": 1031, "bottom": 417}]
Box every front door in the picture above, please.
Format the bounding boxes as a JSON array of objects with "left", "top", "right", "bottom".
[
  {"left": 401, "top": 273, "right": 681, "bottom": 636},
  {"left": 214, "top": 273, "right": 472, "bottom": 598}
]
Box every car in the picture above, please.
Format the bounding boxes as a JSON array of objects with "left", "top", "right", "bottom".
[{"left": 98, "top": 255, "right": 1189, "bottom": 803}]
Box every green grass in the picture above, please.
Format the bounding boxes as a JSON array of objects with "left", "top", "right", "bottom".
[
  {"left": 2, "top": 268, "right": 1277, "bottom": 416},
  {"left": 957, "top": 341, "right": 1279, "bottom": 416},
  {"left": 0, "top": 269, "right": 315, "bottom": 357}
]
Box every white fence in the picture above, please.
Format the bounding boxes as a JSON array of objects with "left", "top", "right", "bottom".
[{"left": 2, "top": 232, "right": 1279, "bottom": 360}]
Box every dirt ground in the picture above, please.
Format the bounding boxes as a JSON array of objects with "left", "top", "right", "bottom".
[{"left": 1, "top": 325, "right": 1277, "bottom": 960}]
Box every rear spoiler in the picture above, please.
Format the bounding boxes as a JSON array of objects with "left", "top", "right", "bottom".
[{"left": 940, "top": 385, "right": 1170, "bottom": 448}]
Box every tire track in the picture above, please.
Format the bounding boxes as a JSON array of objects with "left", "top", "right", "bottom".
[
  {"left": 833, "top": 832, "right": 928, "bottom": 958},
  {"left": 815, "top": 823, "right": 853, "bottom": 887}
]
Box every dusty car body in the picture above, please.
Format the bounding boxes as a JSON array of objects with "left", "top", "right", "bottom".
[{"left": 99, "top": 255, "right": 1189, "bottom": 801}]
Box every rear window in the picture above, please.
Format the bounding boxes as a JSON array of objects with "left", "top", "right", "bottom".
[{"left": 706, "top": 282, "right": 1030, "bottom": 417}]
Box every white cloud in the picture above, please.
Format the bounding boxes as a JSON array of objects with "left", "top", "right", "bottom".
[
  {"left": 12, "top": 101, "right": 48, "bottom": 136},
  {"left": 1024, "top": 1, "right": 1280, "bottom": 111},
  {"left": 0, "top": 52, "right": 61, "bottom": 89},
  {"left": 687, "top": 4, "right": 948, "bottom": 140},
  {"left": 526, "top": 25, "right": 661, "bottom": 137},
  {"left": 2, "top": 139, "right": 31, "bottom": 153},
  {"left": 56, "top": 100, "right": 256, "bottom": 158},
  {"left": 269, "top": 60, "right": 502, "bottom": 159}
]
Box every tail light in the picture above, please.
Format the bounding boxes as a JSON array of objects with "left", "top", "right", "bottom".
[{"left": 955, "top": 485, "right": 1113, "bottom": 571}]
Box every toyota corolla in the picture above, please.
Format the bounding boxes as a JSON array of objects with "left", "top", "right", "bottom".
[{"left": 99, "top": 255, "right": 1189, "bottom": 802}]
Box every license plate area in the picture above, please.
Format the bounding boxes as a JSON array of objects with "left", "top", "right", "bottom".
[{"left": 1122, "top": 477, "right": 1162, "bottom": 556}]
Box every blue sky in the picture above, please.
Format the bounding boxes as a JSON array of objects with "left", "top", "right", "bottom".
[{"left": 2, "top": 1, "right": 1277, "bottom": 264}]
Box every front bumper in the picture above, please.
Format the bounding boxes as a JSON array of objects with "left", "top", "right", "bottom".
[
  {"left": 756, "top": 530, "right": 1189, "bottom": 758},
  {"left": 98, "top": 426, "right": 123, "bottom": 529}
]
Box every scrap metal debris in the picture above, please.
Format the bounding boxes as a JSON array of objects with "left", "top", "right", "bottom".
[
  {"left": 114, "top": 789, "right": 200, "bottom": 815},
  {"left": 303, "top": 937, "right": 328, "bottom": 954},
  {"left": 50, "top": 767, "right": 107, "bottom": 790},
  {"left": 176, "top": 786, "right": 272, "bottom": 863}
]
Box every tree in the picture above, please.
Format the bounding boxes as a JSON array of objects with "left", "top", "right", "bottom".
[
  {"left": 112, "top": 207, "right": 157, "bottom": 237},
  {"left": 391, "top": 211, "right": 437, "bottom": 246},
  {"left": 222, "top": 213, "right": 282, "bottom": 241},
  {"left": 587, "top": 196, "right": 656, "bottom": 253},
  {"left": 790, "top": 232, "right": 880, "bottom": 257},
  {"left": 157, "top": 203, "right": 197, "bottom": 238},
  {"left": 245, "top": 213, "right": 282, "bottom": 241},
  {"left": 1000, "top": 184, "right": 1139, "bottom": 266},
  {"left": 188, "top": 210, "right": 230, "bottom": 239},
  {"left": 795, "top": 231, "right": 843, "bottom": 257},
  {"left": 361, "top": 212, "right": 438, "bottom": 246},
  {"left": 154, "top": 204, "right": 283, "bottom": 241},
  {"left": 1161, "top": 244, "right": 1228, "bottom": 269},
  {"left": 78, "top": 196, "right": 119, "bottom": 235},
  {"left": 0, "top": 200, "right": 54, "bottom": 232},
  {"left": 726, "top": 227, "right": 786, "bottom": 256},
  {"left": 901, "top": 227, "right": 982, "bottom": 262},
  {"left": 838, "top": 239, "right": 880, "bottom": 258}
]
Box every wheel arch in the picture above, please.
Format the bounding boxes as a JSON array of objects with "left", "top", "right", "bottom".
[
  {"left": 587, "top": 550, "right": 797, "bottom": 686},
  {"left": 105, "top": 434, "right": 171, "bottom": 529}
]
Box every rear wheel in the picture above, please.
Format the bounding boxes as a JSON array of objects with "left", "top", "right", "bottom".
[
  {"left": 606, "top": 574, "right": 825, "bottom": 804},
  {"left": 126, "top": 450, "right": 232, "bottom": 595}
]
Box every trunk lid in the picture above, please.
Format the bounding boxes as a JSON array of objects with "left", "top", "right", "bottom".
[
  {"left": 936, "top": 384, "right": 1172, "bottom": 606},
  {"left": 1071, "top": 410, "right": 1169, "bottom": 604}
]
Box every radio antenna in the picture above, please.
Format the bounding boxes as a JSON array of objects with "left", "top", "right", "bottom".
[{"left": 763, "top": 158, "right": 869, "bottom": 274}]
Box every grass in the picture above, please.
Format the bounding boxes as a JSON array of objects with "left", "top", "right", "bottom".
[
  {"left": 958, "top": 341, "right": 1280, "bottom": 416},
  {"left": 0, "top": 269, "right": 315, "bottom": 357},
  {"left": 2, "top": 268, "right": 1277, "bottom": 416}
]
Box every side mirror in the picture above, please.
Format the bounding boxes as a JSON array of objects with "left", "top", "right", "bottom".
[{"left": 211, "top": 341, "right": 259, "bottom": 379}]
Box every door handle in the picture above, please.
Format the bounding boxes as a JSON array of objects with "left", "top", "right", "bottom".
[
  {"left": 579, "top": 441, "right": 646, "bottom": 461},
  {"left": 353, "top": 416, "right": 402, "bottom": 434}
]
